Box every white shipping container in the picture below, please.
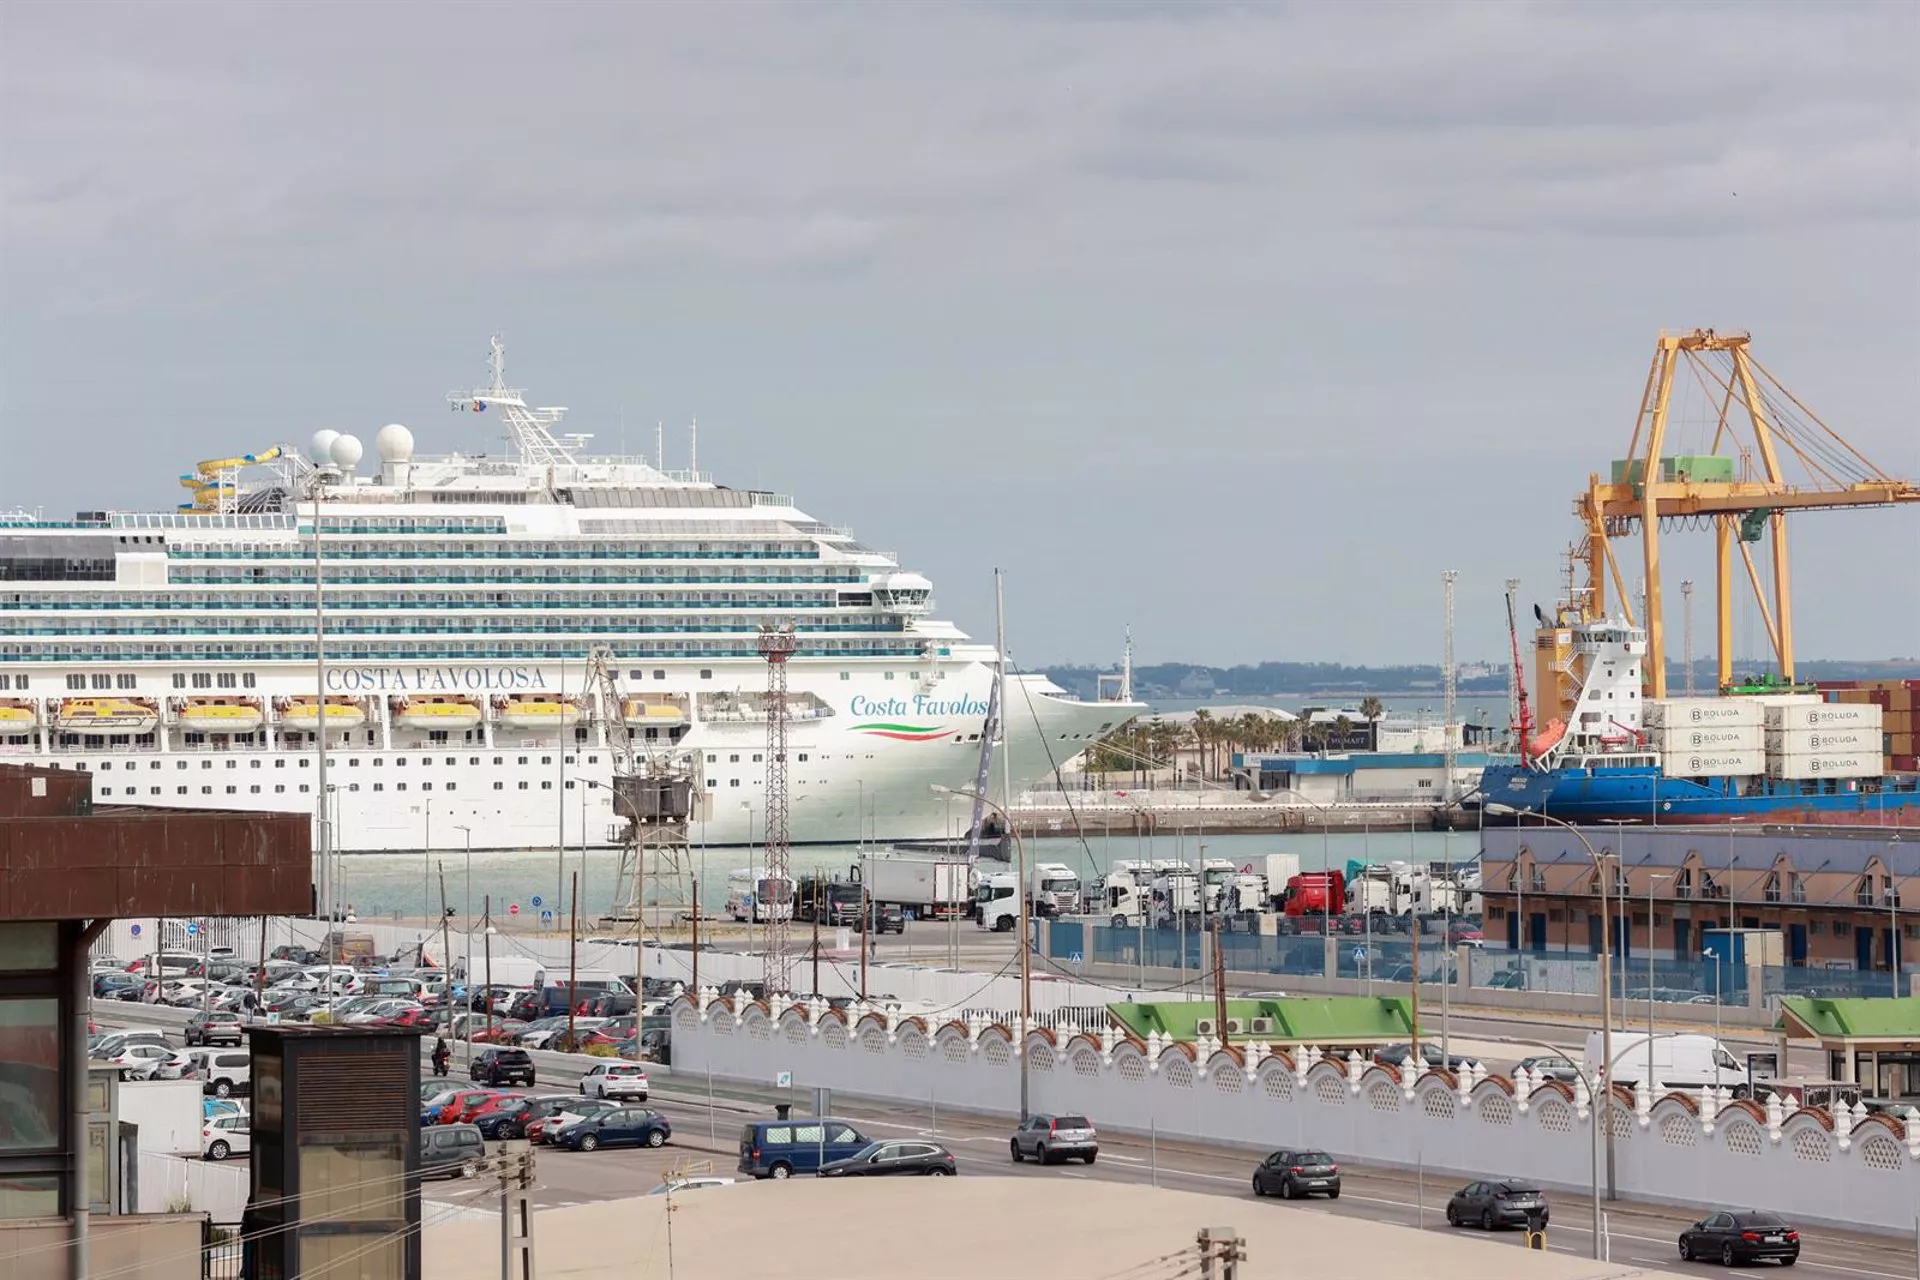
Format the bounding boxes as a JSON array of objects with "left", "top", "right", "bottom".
[
  {"left": 1644, "top": 699, "right": 1764, "bottom": 729},
  {"left": 1661, "top": 749, "right": 1764, "bottom": 778},
  {"left": 1765, "top": 703, "right": 1882, "bottom": 731},
  {"left": 1765, "top": 752, "right": 1879, "bottom": 780},
  {"left": 1652, "top": 725, "right": 1763, "bottom": 752},
  {"left": 1764, "top": 727, "right": 1880, "bottom": 754}
]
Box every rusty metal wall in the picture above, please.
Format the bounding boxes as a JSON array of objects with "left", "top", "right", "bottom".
[{"left": 0, "top": 763, "right": 93, "bottom": 818}]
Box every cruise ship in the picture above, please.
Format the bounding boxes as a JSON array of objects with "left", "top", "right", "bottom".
[{"left": 0, "top": 339, "right": 1142, "bottom": 851}]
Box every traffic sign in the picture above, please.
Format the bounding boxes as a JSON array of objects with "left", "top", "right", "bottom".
[
  {"left": 185, "top": 922, "right": 200, "bottom": 938},
  {"left": 776, "top": 1071, "right": 793, "bottom": 1089},
  {"left": 539, "top": 910, "right": 554, "bottom": 925},
  {"left": 531, "top": 895, "right": 544, "bottom": 908},
  {"left": 508, "top": 903, "right": 520, "bottom": 917},
  {"left": 1068, "top": 951, "right": 1084, "bottom": 968},
  {"left": 129, "top": 924, "right": 142, "bottom": 938}
]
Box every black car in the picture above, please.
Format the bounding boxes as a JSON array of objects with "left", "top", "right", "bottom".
[
  {"left": 819, "top": 1140, "right": 956, "bottom": 1177},
  {"left": 469, "top": 1094, "right": 566, "bottom": 1140},
  {"left": 1446, "top": 1179, "right": 1549, "bottom": 1230},
  {"left": 868, "top": 903, "right": 906, "bottom": 935},
  {"left": 1678, "top": 1210, "right": 1800, "bottom": 1267},
  {"left": 185, "top": 1011, "right": 245, "bottom": 1047},
  {"left": 94, "top": 973, "right": 143, "bottom": 1001},
  {"left": 1251, "top": 1149, "right": 1341, "bottom": 1200},
  {"left": 470, "top": 1047, "right": 536, "bottom": 1087},
  {"left": 420, "top": 1124, "right": 486, "bottom": 1180},
  {"left": 1373, "top": 1042, "right": 1476, "bottom": 1073},
  {"left": 556, "top": 1107, "right": 672, "bottom": 1152}
]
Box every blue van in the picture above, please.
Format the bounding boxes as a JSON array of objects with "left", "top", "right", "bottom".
[{"left": 738, "top": 1117, "right": 871, "bottom": 1179}]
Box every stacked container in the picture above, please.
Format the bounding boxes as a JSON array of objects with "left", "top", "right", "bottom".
[
  {"left": 1765, "top": 699, "right": 1881, "bottom": 779},
  {"left": 1815, "top": 680, "right": 1919, "bottom": 774},
  {"left": 1645, "top": 698, "right": 1763, "bottom": 776}
]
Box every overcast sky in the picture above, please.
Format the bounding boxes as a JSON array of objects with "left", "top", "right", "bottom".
[{"left": 3, "top": 1, "right": 1915, "bottom": 668}]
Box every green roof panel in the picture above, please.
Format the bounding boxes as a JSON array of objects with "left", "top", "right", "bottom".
[
  {"left": 1107, "top": 997, "right": 1416, "bottom": 1044},
  {"left": 1780, "top": 996, "right": 1920, "bottom": 1040}
]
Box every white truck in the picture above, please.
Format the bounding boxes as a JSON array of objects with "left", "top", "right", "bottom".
[
  {"left": 1029, "top": 863, "right": 1082, "bottom": 916},
  {"left": 1586, "top": 1031, "right": 1757, "bottom": 1095},
  {"left": 1149, "top": 869, "right": 1202, "bottom": 929},
  {"left": 974, "top": 871, "right": 1023, "bottom": 932},
  {"left": 456, "top": 955, "right": 547, "bottom": 991},
  {"left": 1219, "top": 873, "right": 1268, "bottom": 922},
  {"left": 1199, "top": 859, "right": 1238, "bottom": 913},
  {"left": 860, "top": 856, "right": 971, "bottom": 919},
  {"left": 1096, "top": 862, "right": 1154, "bottom": 929},
  {"left": 1252, "top": 854, "right": 1302, "bottom": 911}
]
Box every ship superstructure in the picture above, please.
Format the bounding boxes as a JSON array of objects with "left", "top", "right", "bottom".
[{"left": 0, "top": 339, "right": 1142, "bottom": 850}]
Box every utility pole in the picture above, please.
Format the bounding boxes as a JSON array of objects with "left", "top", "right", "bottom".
[
  {"left": 1682, "top": 579, "right": 1697, "bottom": 696},
  {"left": 810, "top": 883, "right": 822, "bottom": 998},
  {"left": 1197, "top": 1226, "right": 1245, "bottom": 1280},
  {"left": 483, "top": 896, "right": 494, "bottom": 1042},
  {"left": 566, "top": 871, "right": 580, "bottom": 1051},
  {"left": 498, "top": 1140, "right": 536, "bottom": 1280},
  {"left": 1211, "top": 917, "right": 1228, "bottom": 1041},
  {"left": 1442, "top": 569, "right": 1458, "bottom": 806},
  {"left": 690, "top": 875, "right": 701, "bottom": 996}
]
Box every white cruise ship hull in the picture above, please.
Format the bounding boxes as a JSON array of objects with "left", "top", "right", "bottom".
[{"left": 9, "top": 659, "right": 1135, "bottom": 851}]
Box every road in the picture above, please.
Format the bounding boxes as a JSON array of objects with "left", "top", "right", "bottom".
[{"left": 96, "top": 1000, "right": 1904, "bottom": 1278}]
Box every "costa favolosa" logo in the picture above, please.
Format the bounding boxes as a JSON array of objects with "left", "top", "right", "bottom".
[{"left": 849, "top": 693, "right": 989, "bottom": 741}]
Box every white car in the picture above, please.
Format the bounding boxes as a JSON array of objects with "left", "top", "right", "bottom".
[
  {"left": 647, "top": 1176, "right": 736, "bottom": 1195},
  {"left": 202, "top": 1113, "right": 251, "bottom": 1161},
  {"left": 522, "top": 1018, "right": 605, "bottom": 1051},
  {"left": 578, "top": 1062, "right": 649, "bottom": 1101},
  {"left": 116, "top": 1046, "right": 195, "bottom": 1081}
]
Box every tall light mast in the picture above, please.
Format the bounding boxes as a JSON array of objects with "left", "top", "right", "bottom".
[
  {"left": 1442, "top": 570, "right": 1458, "bottom": 804},
  {"left": 758, "top": 624, "right": 797, "bottom": 994}
]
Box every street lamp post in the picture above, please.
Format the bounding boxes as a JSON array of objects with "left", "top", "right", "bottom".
[
  {"left": 934, "top": 783, "right": 1029, "bottom": 1121},
  {"left": 1702, "top": 948, "right": 1723, "bottom": 1045},
  {"left": 454, "top": 823, "right": 473, "bottom": 1069},
  {"left": 1646, "top": 872, "right": 1672, "bottom": 1093},
  {"left": 1489, "top": 804, "right": 1617, "bottom": 1201}
]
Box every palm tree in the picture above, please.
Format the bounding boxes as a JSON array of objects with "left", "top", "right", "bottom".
[
  {"left": 1359, "top": 695, "right": 1385, "bottom": 724},
  {"left": 1191, "top": 710, "right": 1215, "bottom": 784}
]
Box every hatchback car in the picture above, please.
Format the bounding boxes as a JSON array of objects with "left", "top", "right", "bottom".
[
  {"left": 820, "top": 1140, "right": 956, "bottom": 1177},
  {"left": 1446, "top": 1179, "right": 1549, "bottom": 1230},
  {"left": 1516, "top": 1055, "right": 1583, "bottom": 1085},
  {"left": 202, "top": 1113, "right": 250, "bottom": 1162},
  {"left": 470, "top": 1046, "right": 536, "bottom": 1087},
  {"left": 555, "top": 1107, "right": 672, "bottom": 1152},
  {"left": 1009, "top": 1114, "right": 1097, "bottom": 1165},
  {"left": 1251, "top": 1149, "right": 1341, "bottom": 1200},
  {"left": 531, "top": 1098, "right": 618, "bottom": 1145},
  {"left": 1678, "top": 1210, "right": 1800, "bottom": 1267},
  {"left": 188, "top": 1049, "right": 252, "bottom": 1099},
  {"left": 579, "top": 1062, "right": 650, "bottom": 1101}
]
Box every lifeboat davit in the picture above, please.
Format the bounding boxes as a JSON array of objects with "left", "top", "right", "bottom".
[
  {"left": 1526, "top": 718, "right": 1568, "bottom": 760},
  {"left": 395, "top": 695, "right": 484, "bottom": 732},
  {"left": 178, "top": 696, "right": 265, "bottom": 735},
  {"left": 622, "top": 697, "right": 688, "bottom": 729},
  {"left": 0, "top": 698, "right": 39, "bottom": 730},
  {"left": 277, "top": 695, "right": 368, "bottom": 733},
  {"left": 495, "top": 694, "right": 581, "bottom": 730},
  {"left": 54, "top": 697, "right": 160, "bottom": 735}
]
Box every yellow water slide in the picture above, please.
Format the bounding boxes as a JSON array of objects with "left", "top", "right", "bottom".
[{"left": 178, "top": 445, "right": 285, "bottom": 510}]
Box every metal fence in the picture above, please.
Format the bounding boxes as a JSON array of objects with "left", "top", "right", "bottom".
[{"left": 1050, "top": 921, "right": 1907, "bottom": 1008}]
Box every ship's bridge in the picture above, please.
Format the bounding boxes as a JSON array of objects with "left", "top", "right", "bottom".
[{"left": 872, "top": 571, "right": 933, "bottom": 615}]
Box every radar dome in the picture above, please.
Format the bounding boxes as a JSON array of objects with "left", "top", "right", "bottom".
[
  {"left": 375, "top": 423, "right": 415, "bottom": 463},
  {"left": 309, "top": 429, "right": 341, "bottom": 464},
  {"left": 329, "top": 433, "right": 364, "bottom": 470}
]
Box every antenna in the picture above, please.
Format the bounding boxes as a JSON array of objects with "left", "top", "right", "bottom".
[
  {"left": 1442, "top": 569, "right": 1458, "bottom": 805},
  {"left": 690, "top": 417, "right": 698, "bottom": 476},
  {"left": 656, "top": 422, "right": 664, "bottom": 472},
  {"left": 1681, "top": 579, "right": 1697, "bottom": 697}
]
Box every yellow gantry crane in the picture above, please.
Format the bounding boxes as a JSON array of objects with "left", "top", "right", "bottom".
[{"left": 1575, "top": 329, "right": 1919, "bottom": 699}]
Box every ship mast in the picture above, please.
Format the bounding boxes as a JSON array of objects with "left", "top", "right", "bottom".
[{"left": 448, "top": 335, "right": 579, "bottom": 467}]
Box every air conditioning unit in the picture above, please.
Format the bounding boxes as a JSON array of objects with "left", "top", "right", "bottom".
[
  {"left": 1223, "top": 1018, "right": 1247, "bottom": 1035},
  {"left": 1249, "top": 1017, "right": 1278, "bottom": 1035},
  {"left": 1193, "top": 1017, "right": 1217, "bottom": 1036}
]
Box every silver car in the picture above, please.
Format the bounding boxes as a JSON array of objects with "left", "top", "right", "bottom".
[{"left": 1010, "top": 1113, "right": 1097, "bottom": 1165}]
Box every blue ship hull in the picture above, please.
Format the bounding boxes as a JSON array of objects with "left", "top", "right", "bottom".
[{"left": 1479, "top": 761, "right": 1920, "bottom": 826}]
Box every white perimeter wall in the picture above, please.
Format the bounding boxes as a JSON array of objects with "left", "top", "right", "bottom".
[{"left": 672, "top": 993, "right": 1920, "bottom": 1234}]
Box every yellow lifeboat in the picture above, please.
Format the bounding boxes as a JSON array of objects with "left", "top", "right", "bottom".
[
  {"left": 177, "top": 696, "right": 266, "bottom": 735},
  {"left": 54, "top": 697, "right": 159, "bottom": 735},
  {"left": 494, "top": 693, "right": 581, "bottom": 730},
  {"left": 0, "top": 698, "right": 39, "bottom": 730},
  {"left": 622, "top": 696, "right": 688, "bottom": 729},
  {"left": 394, "top": 694, "right": 484, "bottom": 732},
  {"left": 277, "top": 695, "right": 368, "bottom": 733}
]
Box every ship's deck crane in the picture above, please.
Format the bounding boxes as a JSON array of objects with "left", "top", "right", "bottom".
[{"left": 1575, "top": 330, "right": 1919, "bottom": 698}]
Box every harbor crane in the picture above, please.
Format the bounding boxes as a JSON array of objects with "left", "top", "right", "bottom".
[{"left": 1573, "top": 329, "right": 1919, "bottom": 699}]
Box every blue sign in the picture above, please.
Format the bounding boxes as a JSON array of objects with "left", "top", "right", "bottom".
[
  {"left": 1068, "top": 951, "right": 1084, "bottom": 968},
  {"left": 531, "top": 895, "right": 544, "bottom": 908},
  {"left": 539, "top": 910, "right": 554, "bottom": 925},
  {"left": 185, "top": 922, "right": 200, "bottom": 938},
  {"left": 130, "top": 924, "right": 143, "bottom": 938}
]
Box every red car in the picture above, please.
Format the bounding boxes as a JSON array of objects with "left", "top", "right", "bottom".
[
  {"left": 438, "top": 1089, "right": 506, "bottom": 1125},
  {"left": 472, "top": 1020, "right": 529, "bottom": 1045},
  {"left": 1446, "top": 925, "right": 1485, "bottom": 947},
  {"left": 463, "top": 1093, "right": 528, "bottom": 1129}
]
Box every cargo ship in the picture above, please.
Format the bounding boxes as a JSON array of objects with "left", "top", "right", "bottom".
[{"left": 1476, "top": 611, "right": 1920, "bottom": 826}]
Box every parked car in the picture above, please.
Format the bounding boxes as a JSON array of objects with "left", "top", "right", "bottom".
[
  {"left": 184, "top": 1011, "right": 246, "bottom": 1047},
  {"left": 438, "top": 1089, "right": 507, "bottom": 1125},
  {"left": 470, "top": 1047, "right": 536, "bottom": 1087},
  {"left": 90, "top": 1030, "right": 171, "bottom": 1059},
  {"left": 94, "top": 973, "right": 144, "bottom": 1001},
  {"left": 1517, "top": 1055, "right": 1583, "bottom": 1085},
  {"left": 1009, "top": 1114, "right": 1097, "bottom": 1165},
  {"left": 420, "top": 1124, "right": 486, "bottom": 1180},
  {"left": 485, "top": 1095, "right": 577, "bottom": 1141},
  {"left": 647, "top": 1176, "right": 737, "bottom": 1195},
  {"left": 529, "top": 1099, "right": 618, "bottom": 1145},
  {"left": 202, "top": 1113, "right": 250, "bottom": 1162},
  {"left": 1250, "top": 1148, "right": 1341, "bottom": 1200},
  {"left": 556, "top": 1107, "right": 672, "bottom": 1152},
  {"left": 187, "top": 1049, "right": 252, "bottom": 1099},
  {"left": 466, "top": 1094, "right": 537, "bottom": 1137},
  {"left": 1678, "top": 1210, "right": 1800, "bottom": 1267},
  {"left": 867, "top": 903, "right": 906, "bottom": 935},
  {"left": 472, "top": 1020, "right": 531, "bottom": 1045},
  {"left": 820, "top": 1140, "right": 955, "bottom": 1177},
  {"left": 738, "top": 1118, "right": 870, "bottom": 1179},
  {"left": 420, "top": 1086, "right": 464, "bottom": 1125},
  {"left": 1372, "top": 1042, "right": 1478, "bottom": 1073},
  {"left": 1446, "top": 1179, "right": 1550, "bottom": 1230},
  {"left": 578, "top": 1062, "right": 650, "bottom": 1101},
  {"left": 108, "top": 1044, "right": 193, "bottom": 1081}
]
